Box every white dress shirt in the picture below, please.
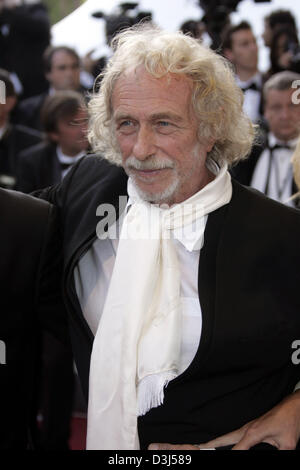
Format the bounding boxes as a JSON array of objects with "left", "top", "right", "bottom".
[
  {"left": 56, "top": 146, "right": 85, "bottom": 179},
  {"left": 236, "top": 72, "right": 263, "bottom": 123},
  {"left": 0, "top": 124, "right": 8, "bottom": 140},
  {"left": 250, "top": 133, "right": 298, "bottom": 206},
  {"left": 74, "top": 213, "right": 204, "bottom": 376}
]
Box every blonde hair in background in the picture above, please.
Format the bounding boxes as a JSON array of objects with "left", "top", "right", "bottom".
[
  {"left": 88, "top": 24, "right": 255, "bottom": 168},
  {"left": 291, "top": 138, "right": 300, "bottom": 197}
]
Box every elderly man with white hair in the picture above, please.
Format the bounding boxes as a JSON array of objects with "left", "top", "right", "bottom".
[{"left": 37, "top": 25, "right": 300, "bottom": 451}]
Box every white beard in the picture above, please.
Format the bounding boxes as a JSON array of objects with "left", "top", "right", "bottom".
[
  {"left": 123, "top": 143, "right": 204, "bottom": 205},
  {"left": 130, "top": 174, "right": 180, "bottom": 204},
  {"left": 124, "top": 155, "right": 179, "bottom": 204}
]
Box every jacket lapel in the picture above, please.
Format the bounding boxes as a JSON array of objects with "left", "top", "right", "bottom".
[
  {"left": 52, "top": 149, "right": 62, "bottom": 184},
  {"left": 63, "top": 159, "right": 128, "bottom": 340}
]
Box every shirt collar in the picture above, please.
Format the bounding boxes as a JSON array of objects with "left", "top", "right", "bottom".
[
  {"left": 56, "top": 146, "right": 86, "bottom": 164},
  {"left": 268, "top": 132, "right": 298, "bottom": 149},
  {"left": 236, "top": 72, "right": 262, "bottom": 89},
  {"left": 0, "top": 123, "right": 9, "bottom": 140}
]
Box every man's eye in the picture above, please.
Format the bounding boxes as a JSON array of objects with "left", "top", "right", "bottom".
[
  {"left": 157, "top": 121, "right": 170, "bottom": 127},
  {"left": 119, "top": 120, "right": 133, "bottom": 127},
  {"left": 156, "top": 121, "right": 175, "bottom": 133},
  {"left": 117, "top": 120, "right": 136, "bottom": 134}
]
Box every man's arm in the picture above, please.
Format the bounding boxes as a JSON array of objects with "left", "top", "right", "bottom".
[
  {"left": 198, "top": 390, "right": 300, "bottom": 450},
  {"left": 148, "top": 390, "right": 300, "bottom": 450},
  {"left": 35, "top": 202, "right": 70, "bottom": 346},
  {"left": 17, "top": 152, "right": 38, "bottom": 194},
  {"left": 32, "top": 154, "right": 88, "bottom": 207}
]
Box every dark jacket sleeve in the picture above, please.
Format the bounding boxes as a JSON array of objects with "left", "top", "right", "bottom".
[
  {"left": 35, "top": 203, "right": 70, "bottom": 346},
  {"left": 17, "top": 151, "right": 39, "bottom": 194},
  {"left": 33, "top": 155, "right": 89, "bottom": 206}
]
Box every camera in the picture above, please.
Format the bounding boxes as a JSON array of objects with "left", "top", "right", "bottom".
[
  {"left": 198, "top": 0, "right": 272, "bottom": 49},
  {"left": 284, "top": 40, "right": 300, "bottom": 73},
  {"left": 199, "top": 0, "right": 241, "bottom": 49},
  {"left": 92, "top": 2, "right": 152, "bottom": 46}
]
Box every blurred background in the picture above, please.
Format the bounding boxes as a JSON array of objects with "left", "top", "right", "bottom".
[{"left": 51, "top": 0, "right": 300, "bottom": 72}]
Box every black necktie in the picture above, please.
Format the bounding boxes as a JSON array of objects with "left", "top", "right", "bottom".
[
  {"left": 241, "top": 83, "right": 260, "bottom": 93},
  {"left": 60, "top": 162, "right": 73, "bottom": 171},
  {"left": 269, "top": 143, "right": 291, "bottom": 152},
  {"left": 264, "top": 142, "right": 293, "bottom": 197}
]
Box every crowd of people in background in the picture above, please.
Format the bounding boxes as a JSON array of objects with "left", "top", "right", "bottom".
[
  {"left": 1, "top": 3, "right": 299, "bottom": 207},
  {"left": 1, "top": 0, "right": 300, "bottom": 450}
]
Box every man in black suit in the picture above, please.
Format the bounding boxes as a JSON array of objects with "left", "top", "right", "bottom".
[
  {"left": 15, "top": 46, "right": 89, "bottom": 131},
  {"left": 232, "top": 70, "right": 300, "bottom": 209},
  {"left": 0, "top": 188, "right": 70, "bottom": 449},
  {"left": 0, "top": 69, "right": 42, "bottom": 189},
  {"left": 16, "top": 90, "right": 88, "bottom": 450},
  {"left": 17, "top": 90, "right": 89, "bottom": 193},
  {"left": 38, "top": 26, "right": 300, "bottom": 450},
  {"left": 222, "top": 21, "right": 263, "bottom": 124}
]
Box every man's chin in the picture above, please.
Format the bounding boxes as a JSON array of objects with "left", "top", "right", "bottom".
[{"left": 132, "top": 178, "right": 179, "bottom": 205}]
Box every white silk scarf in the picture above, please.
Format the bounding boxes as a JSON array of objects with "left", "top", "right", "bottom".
[{"left": 86, "top": 162, "right": 232, "bottom": 450}]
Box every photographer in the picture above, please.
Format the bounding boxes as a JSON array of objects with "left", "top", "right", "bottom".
[
  {"left": 0, "top": 0, "right": 50, "bottom": 99},
  {"left": 262, "top": 9, "right": 298, "bottom": 49},
  {"left": 266, "top": 27, "right": 300, "bottom": 79},
  {"left": 83, "top": 3, "right": 152, "bottom": 80}
]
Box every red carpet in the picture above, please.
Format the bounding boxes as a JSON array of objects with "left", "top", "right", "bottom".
[{"left": 69, "top": 414, "right": 87, "bottom": 450}]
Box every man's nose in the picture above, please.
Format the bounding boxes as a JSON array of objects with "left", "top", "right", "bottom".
[
  {"left": 132, "top": 126, "right": 155, "bottom": 160},
  {"left": 280, "top": 107, "right": 290, "bottom": 119}
]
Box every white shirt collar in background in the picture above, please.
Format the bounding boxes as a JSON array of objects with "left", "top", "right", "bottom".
[{"left": 0, "top": 123, "right": 8, "bottom": 140}]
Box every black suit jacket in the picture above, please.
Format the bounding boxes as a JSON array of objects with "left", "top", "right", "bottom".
[
  {"left": 38, "top": 155, "right": 300, "bottom": 448},
  {"left": 0, "top": 189, "right": 70, "bottom": 449},
  {"left": 231, "top": 133, "right": 300, "bottom": 209},
  {"left": 17, "top": 141, "right": 61, "bottom": 194},
  {"left": 0, "top": 124, "right": 42, "bottom": 189},
  {"left": 14, "top": 92, "right": 48, "bottom": 132}
]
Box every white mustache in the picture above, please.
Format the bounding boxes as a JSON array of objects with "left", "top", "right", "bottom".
[{"left": 125, "top": 156, "right": 175, "bottom": 171}]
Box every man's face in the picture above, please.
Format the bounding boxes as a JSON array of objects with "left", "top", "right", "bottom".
[
  {"left": 264, "top": 89, "right": 300, "bottom": 142},
  {"left": 227, "top": 29, "right": 258, "bottom": 73},
  {"left": 112, "top": 67, "right": 214, "bottom": 205},
  {"left": 50, "top": 108, "right": 89, "bottom": 156},
  {"left": 47, "top": 51, "right": 80, "bottom": 91}
]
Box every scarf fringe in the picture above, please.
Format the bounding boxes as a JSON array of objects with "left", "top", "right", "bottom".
[{"left": 137, "top": 371, "right": 177, "bottom": 416}]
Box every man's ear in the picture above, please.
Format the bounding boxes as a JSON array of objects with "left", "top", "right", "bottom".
[
  {"left": 206, "top": 138, "right": 216, "bottom": 153},
  {"left": 5, "top": 95, "right": 17, "bottom": 113},
  {"left": 48, "top": 131, "right": 59, "bottom": 143}
]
